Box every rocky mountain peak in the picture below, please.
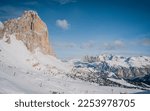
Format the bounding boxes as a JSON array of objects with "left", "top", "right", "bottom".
[{"left": 0, "top": 10, "right": 55, "bottom": 56}]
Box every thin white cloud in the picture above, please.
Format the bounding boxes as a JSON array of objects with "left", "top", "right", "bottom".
[
  {"left": 133, "top": 34, "right": 150, "bottom": 46},
  {"left": 114, "top": 40, "right": 124, "bottom": 47},
  {"left": 54, "top": 42, "right": 76, "bottom": 49},
  {"left": 80, "top": 41, "right": 95, "bottom": 49},
  {"left": 65, "top": 43, "right": 76, "bottom": 48},
  {"left": 103, "top": 40, "right": 124, "bottom": 50},
  {"left": 140, "top": 38, "right": 150, "bottom": 46},
  {"left": 56, "top": 19, "right": 69, "bottom": 30},
  {"left": 53, "top": 0, "right": 76, "bottom": 4}
]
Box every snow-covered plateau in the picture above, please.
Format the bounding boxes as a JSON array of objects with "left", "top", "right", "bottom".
[{"left": 0, "top": 34, "right": 150, "bottom": 94}]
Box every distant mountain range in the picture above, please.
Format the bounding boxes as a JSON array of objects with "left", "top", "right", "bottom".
[{"left": 69, "top": 54, "right": 150, "bottom": 89}]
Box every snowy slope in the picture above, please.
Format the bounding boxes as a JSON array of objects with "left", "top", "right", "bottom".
[
  {"left": 0, "top": 34, "right": 70, "bottom": 73},
  {"left": 0, "top": 62, "right": 143, "bottom": 94},
  {"left": 108, "top": 78, "right": 136, "bottom": 87}
]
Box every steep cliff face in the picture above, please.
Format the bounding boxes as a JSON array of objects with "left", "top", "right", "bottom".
[{"left": 1, "top": 10, "right": 54, "bottom": 56}]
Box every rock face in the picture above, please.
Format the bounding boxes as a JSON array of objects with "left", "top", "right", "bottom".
[
  {"left": 0, "top": 21, "right": 4, "bottom": 38},
  {"left": 0, "top": 10, "right": 54, "bottom": 55}
]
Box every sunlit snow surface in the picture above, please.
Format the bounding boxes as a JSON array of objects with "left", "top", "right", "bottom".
[
  {"left": 0, "top": 64, "right": 143, "bottom": 94},
  {"left": 0, "top": 35, "right": 149, "bottom": 94}
]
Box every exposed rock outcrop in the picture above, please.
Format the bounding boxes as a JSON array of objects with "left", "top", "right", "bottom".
[
  {"left": 1, "top": 10, "right": 54, "bottom": 56},
  {"left": 0, "top": 21, "right": 4, "bottom": 38}
]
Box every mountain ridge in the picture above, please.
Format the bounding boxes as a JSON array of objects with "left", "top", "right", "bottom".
[
  {"left": 71, "top": 54, "right": 150, "bottom": 79},
  {"left": 0, "top": 10, "right": 54, "bottom": 56}
]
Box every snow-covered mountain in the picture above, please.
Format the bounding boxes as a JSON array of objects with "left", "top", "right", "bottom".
[
  {"left": 80, "top": 54, "right": 150, "bottom": 78},
  {"left": 0, "top": 10, "right": 149, "bottom": 94},
  {"left": 0, "top": 34, "right": 69, "bottom": 73},
  {"left": 1, "top": 10, "right": 54, "bottom": 55},
  {"left": 0, "top": 10, "right": 69, "bottom": 74},
  {"left": 68, "top": 54, "right": 150, "bottom": 90}
]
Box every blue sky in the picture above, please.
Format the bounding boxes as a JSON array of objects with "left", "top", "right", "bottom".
[{"left": 0, "top": 0, "right": 150, "bottom": 59}]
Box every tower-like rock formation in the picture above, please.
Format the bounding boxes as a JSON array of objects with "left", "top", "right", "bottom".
[{"left": 1, "top": 10, "right": 54, "bottom": 56}]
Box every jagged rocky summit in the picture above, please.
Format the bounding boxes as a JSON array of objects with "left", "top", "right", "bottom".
[{"left": 0, "top": 10, "right": 54, "bottom": 56}]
